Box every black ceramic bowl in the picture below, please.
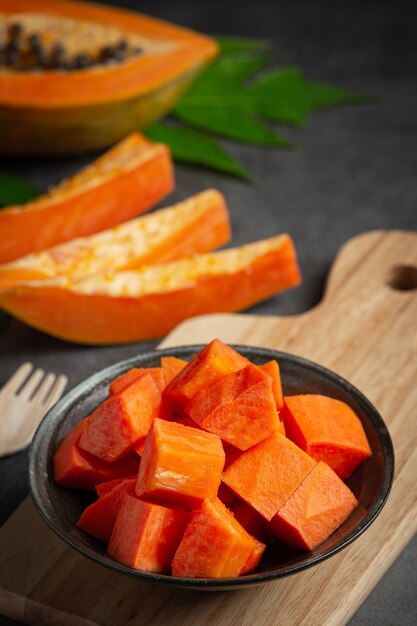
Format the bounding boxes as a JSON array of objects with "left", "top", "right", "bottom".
[{"left": 29, "top": 345, "right": 394, "bottom": 590}]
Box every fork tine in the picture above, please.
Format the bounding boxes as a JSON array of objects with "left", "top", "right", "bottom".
[
  {"left": 43, "top": 374, "right": 68, "bottom": 409},
  {"left": 33, "top": 372, "right": 57, "bottom": 403},
  {"left": 19, "top": 368, "right": 45, "bottom": 400},
  {"left": 0, "top": 362, "right": 34, "bottom": 396}
]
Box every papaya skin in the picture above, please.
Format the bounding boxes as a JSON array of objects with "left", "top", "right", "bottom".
[
  {"left": 0, "top": 0, "right": 218, "bottom": 154},
  {"left": 0, "top": 234, "right": 301, "bottom": 345},
  {"left": 0, "top": 133, "right": 174, "bottom": 263}
]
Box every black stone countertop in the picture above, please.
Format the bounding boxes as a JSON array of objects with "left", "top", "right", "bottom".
[{"left": 0, "top": 0, "right": 416, "bottom": 624}]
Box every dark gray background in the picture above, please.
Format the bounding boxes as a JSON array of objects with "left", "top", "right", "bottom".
[{"left": 0, "top": 0, "right": 416, "bottom": 624}]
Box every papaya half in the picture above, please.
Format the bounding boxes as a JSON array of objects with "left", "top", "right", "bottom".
[
  {"left": 0, "top": 189, "right": 230, "bottom": 291},
  {"left": 0, "top": 234, "right": 301, "bottom": 345},
  {"left": 0, "top": 0, "right": 218, "bottom": 155},
  {"left": 0, "top": 132, "right": 174, "bottom": 264}
]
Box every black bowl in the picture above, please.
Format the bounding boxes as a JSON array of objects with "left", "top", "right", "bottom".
[{"left": 29, "top": 345, "right": 394, "bottom": 590}]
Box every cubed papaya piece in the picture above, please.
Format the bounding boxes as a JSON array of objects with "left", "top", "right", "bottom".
[
  {"left": 217, "top": 483, "right": 236, "bottom": 506},
  {"left": 136, "top": 418, "right": 225, "bottom": 509},
  {"left": 161, "top": 356, "right": 188, "bottom": 385},
  {"left": 230, "top": 499, "right": 276, "bottom": 544},
  {"left": 172, "top": 498, "right": 257, "bottom": 578},
  {"left": 53, "top": 420, "right": 139, "bottom": 490},
  {"left": 259, "top": 360, "right": 284, "bottom": 409},
  {"left": 110, "top": 367, "right": 166, "bottom": 395},
  {"left": 240, "top": 538, "right": 266, "bottom": 575},
  {"left": 95, "top": 477, "right": 128, "bottom": 498},
  {"left": 77, "top": 478, "right": 137, "bottom": 544},
  {"left": 133, "top": 438, "right": 146, "bottom": 457},
  {"left": 79, "top": 373, "right": 161, "bottom": 462},
  {"left": 187, "top": 363, "right": 279, "bottom": 450},
  {"left": 222, "top": 432, "right": 316, "bottom": 521},
  {"left": 269, "top": 462, "right": 358, "bottom": 550},
  {"left": 163, "top": 339, "right": 249, "bottom": 412},
  {"left": 107, "top": 495, "right": 189, "bottom": 572},
  {"left": 282, "top": 394, "right": 372, "bottom": 479}
]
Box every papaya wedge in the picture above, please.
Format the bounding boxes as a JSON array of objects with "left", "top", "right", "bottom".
[
  {"left": 0, "top": 189, "right": 230, "bottom": 291},
  {"left": 0, "top": 0, "right": 218, "bottom": 155},
  {"left": 0, "top": 133, "right": 174, "bottom": 264},
  {"left": 0, "top": 234, "right": 301, "bottom": 344}
]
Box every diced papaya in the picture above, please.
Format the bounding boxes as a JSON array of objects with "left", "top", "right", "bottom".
[
  {"left": 171, "top": 498, "right": 257, "bottom": 578},
  {"left": 187, "top": 363, "right": 279, "bottom": 450},
  {"left": 217, "top": 483, "right": 236, "bottom": 506},
  {"left": 107, "top": 495, "right": 189, "bottom": 572},
  {"left": 76, "top": 478, "right": 137, "bottom": 544},
  {"left": 223, "top": 441, "right": 243, "bottom": 469},
  {"left": 269, "top": 462, "right": 358, "bottom": 550},
  {"left": 136, "top": 418, "right": 225, "bottom": 509},
  {"left": 133, "top": 438, "right": 146, "bottom": 457},
  {"left": 282, "top": 395, "right": 372, "bottom": 479},
  {"left": 110, "top": 367, "right": 166, "bottom": 395},
  {"left": 222, "top": 432, "right": 316, "bottom": 521},
  {"left": 53, "top": 420, "right": 139, "bottom": 490},
  {"left": 163, "top": 339, "right": 249, "bottom": 413},
  {"left": 240, "top": 538, "right": 266, "bottom": 575},
  {"left": 95, "top": 477, "right": 129, "bottom": 498},
  {"left": 161, "top": 356, "right": 188, "bottom": 385},
  {"left": 79, "top": 374, "right": 161, "bottom": 462},
  {"left": 259, "top": 360, "right": 284, "bottom": 410},
  {"left": 230, "top": 499, "right": 276, "bottom": 545}
]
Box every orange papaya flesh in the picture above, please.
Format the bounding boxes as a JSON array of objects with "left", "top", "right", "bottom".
[
  {"left": 0, "top": 234, "right": 301, "bottom": 345},
  {"left": 217, "top": 483, "right": 236, "bottom": 506},
  {"left": 133, "top": 438, "right": 146, "bottom": 457},
  {"left": 164, "top": 339, "right": 249, "bottom": 413},
  {"left": 269, "top": 462, "right": 358, "bottom": 551},
  {"left": 0, "top": 1, "right": 218, "bottom": 155},
  {"left": 222, "top": 441, "right": 243, "bottom": 469},
  {"left": 187, "top": 363, "right": 279, "bottom": 450},
  {"left": 110, "top": 367, "right": 165, "bottom": 395},
  {"left": 107, "top": 495, "right": 190, "bottom": 572},
  {"left": 260, "top": 360, "right": 284, "bottom": 410},
  {"left": 282, "top": 395, "right": 372, "bottom": 479},
  {"left": 0, "top": 189, "right": 230, "bottom": 292},
  {"left": 79, "top": 373, "right": 161, "bottom": 462},
  {"left": 160, "top": 356, "right": 188, "bottom": 385},
  {"left": 95, "top": 477, "right": 131, "bottom": 499},
  {"left": 0, "top": 133, "right": 174, "bottom": 264},
  {"left": 53, "top": 420, "right": 139, "bottom": 490},
  {"left": 230, "top": 499, "right": 277, "bottom": 545},
  {"left": 76, "top": 478, "right": 137, "bottom": 544},
  {"left": 222, "top": 432, "right": 316, "bottom": 521},
  {"left": 136, "top": 418, "right": 225, "bottom": 510},
  {"left": 171, "top": 498, "right": 257, "bottom": 578},
  {"left": 240, "top": 538, "right": 266, "bottom": 575}
]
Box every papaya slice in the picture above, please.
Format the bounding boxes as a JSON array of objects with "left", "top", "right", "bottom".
[
  {"left": 240, "top": 539, "right": 267, "bottom": 575},
  {"left": 230, "top": 499, "right": 277, "bottom": 545},
  {"left": 171, "top": 498, "right": 257, "bottom": 578},
  {"left": 76, "top": 478, "right": 137, "bottom": 544},
  {"left": 222, "top": 432, "right": 316, "bottom": 521},
  {"left": 0, "top": 234, "right": 301, "bottom": 344},
  {"left": 53, "top": 420, "right": 139, "bottom": 490},
  {"left": 282, "top": 395, "right": 372, "bottom": 479},
  {"left": 0, "top": 133, "right": 174, "bottom": 264},
  {"left": 164, "top": 339, "right": 250, "bottom": 413},
  {"left": 0, "top": 0, "right": 218, "bottom": 155},
  {"left": 187, "top": 363, "right": 280, "bottom": 450},
  {"left": 260, "top": 360, "right": 284, "bottom": 410},
  {"left": 160, "top": 356, "right": 188, "bottom": 385},
  {"left": 136, "top": 418, "right": 225, "bottom": 509},
  {"left": 79, "top": 373, "right": 161, "bottom": 462},
  {"left": 269, "top": 462, "right": 358, "bottom": 550},
  {"left": 95, "top": 477, "right": 129, "bottom": 499},
  {"left": 110, "top": 367, "right": 166, "bottom": 396},
  {"left": 0, "top": 189, "right": 230, "bottom": 290},
  {"left": 107, "top": 495, "right": 190, "bottom": 572}
]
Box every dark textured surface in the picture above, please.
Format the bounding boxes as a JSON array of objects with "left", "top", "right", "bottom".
[{"left": 0, "top": 0, "right": 416, "bottom": 623}]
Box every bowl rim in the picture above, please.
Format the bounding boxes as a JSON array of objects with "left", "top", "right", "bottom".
[{"left": 28, "top": 344, "right": 395, "bottom": 589}]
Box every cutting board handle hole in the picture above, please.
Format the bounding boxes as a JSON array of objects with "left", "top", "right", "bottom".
[{"left": 386, "top": 265, "right": 417, "bottom": 291}]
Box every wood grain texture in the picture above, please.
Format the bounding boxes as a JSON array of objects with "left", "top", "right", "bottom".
[{"left": 0, "top": 229, "right": 416, "bottom": 626}]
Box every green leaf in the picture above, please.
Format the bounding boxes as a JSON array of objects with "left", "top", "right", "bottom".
[
  {"left": 0, "top": 171, "right": 39, "bottom": 207},
  {"left": 175, "top": 106, "right": 290, "bottom": 146},
  {"left": 249, "top": 67, "right": 369, "bottom": 126},
  {"left": 216, "top": 36, "right": 271, "bottom": 55},
  {"left": 145, "top": 124, "right": 252, "bottom": 179}
]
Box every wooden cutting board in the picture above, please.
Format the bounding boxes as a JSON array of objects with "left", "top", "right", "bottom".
[{"left": 1, "top": 229, "right": 416, "bottom": 626}]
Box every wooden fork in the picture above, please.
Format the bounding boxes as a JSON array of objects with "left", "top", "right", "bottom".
[{"left": 0, "top": 362, "right": 68, "bottom": 458}]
